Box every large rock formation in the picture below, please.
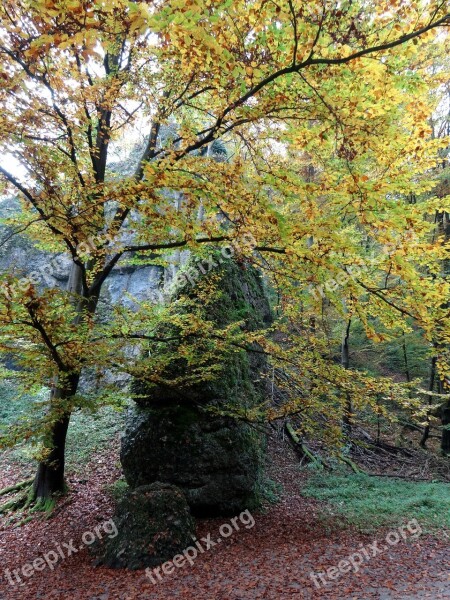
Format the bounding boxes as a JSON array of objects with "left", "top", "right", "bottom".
[{"left": 121, "top": 254, "right": 272, "bottom": 516}]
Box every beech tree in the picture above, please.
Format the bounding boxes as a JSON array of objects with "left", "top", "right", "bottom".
[{"left": 0, "top": 0, "right": 449, "bottom": 506}]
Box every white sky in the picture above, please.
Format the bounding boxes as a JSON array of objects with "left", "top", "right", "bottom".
[{"left": 1, "top": 153, "right": 27, "bottom": 179}]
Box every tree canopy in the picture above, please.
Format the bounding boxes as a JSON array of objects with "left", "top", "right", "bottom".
[{"left": 0, "top": 0, "right": 449, "bottom": 499}]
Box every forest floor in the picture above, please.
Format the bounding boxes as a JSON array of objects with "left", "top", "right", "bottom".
[{"left": 0, "top": 430, "right": 449, "bottom": 600}]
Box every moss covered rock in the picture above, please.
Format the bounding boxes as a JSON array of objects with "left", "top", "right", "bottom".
[
  {"left": 121, "top": 404, "right": 265, "bottom": 516},
  {"left": 93, "top": 483, "right": 195, "bottom": 569},
  {"left": 121, "top": 255, "right": 272, "bottom": 516}
]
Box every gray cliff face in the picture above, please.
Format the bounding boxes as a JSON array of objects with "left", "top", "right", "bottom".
[{"left": 0, "top": 197, "right": 166, "bottom": 307}]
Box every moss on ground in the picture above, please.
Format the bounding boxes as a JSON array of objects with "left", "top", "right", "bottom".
[{"left": 302, "top": 470, "right": 450, "bottom": 533}]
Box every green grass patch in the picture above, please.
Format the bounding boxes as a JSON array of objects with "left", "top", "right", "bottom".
[
  {"left": 0, "top": 379, "right": 127, "bottom": 472},
  {"left": 303, "top": 471, "right": 450, "bottom": 533},
  {"left": 104, "top": 477, "right": 129, "bottom": 501},
  {"left": 0, "top": 381, "right": 46, "bottom": 426},
  {"left": 66, "top": 405, "right": 127, "bottom": 471}
]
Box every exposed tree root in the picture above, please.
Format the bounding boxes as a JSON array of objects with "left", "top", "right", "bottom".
[
  {"left": 0, "top": 482, "right": 59, "bottom": 516},
  {"left": 29, "top": 497, "right": 57, "bottom": 514},
  {"left": 285, "top": 421, "right": 331, "bottom": 470},
  {"left": 0, "top": 489, "right": 29, "bottom": 513},
  {"left": 338, "top": 454, "right": 365, "bottom": 473},
  {"left": 14, "top": 515, "right": 34, "bottom": 527},
  {"left": 0, "top": 477, "right": 34, "bottom": 497}
]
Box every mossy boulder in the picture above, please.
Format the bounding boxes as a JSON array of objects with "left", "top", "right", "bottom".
[
  {"left": 121, "top": 404, "right": 265, "bottom": 516},
  {"left": 93, "top": 483, "right": 195, "bottom": 569},
  {"left": 121, "top": 255, "right": 272, "bottom": 516}
]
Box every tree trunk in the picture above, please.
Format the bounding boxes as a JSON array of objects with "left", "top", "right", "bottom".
[
  {"left": 32, "top": 371, "right": 81, "bottom": 500},
  {"left": 401, "top": 330, "right": 411, "bottom": 383},
  {"left": 342, "top": 317, "right": 352, "bottom": 434},
  {"left": 33, "top": 419, "right": 69, "bottom": 500},
  {"left": 439, "top": 376, "right": 450, "bottom": 455},
  {"left": 31, "top": 263, "right": 90, "bottom": 502},
  {"left": 441, "top": 400, "right": 450, "bottom": 455},
  {"left": 420, "top": 355, "right": 437, "bottom": 448},
  {"left": 439, "top": 211, "right": 449, "bottom": 452}
]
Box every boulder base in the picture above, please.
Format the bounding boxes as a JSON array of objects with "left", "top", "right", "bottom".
[{"left": 94, "top": 482, "right": 195, "bottom": 569}]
